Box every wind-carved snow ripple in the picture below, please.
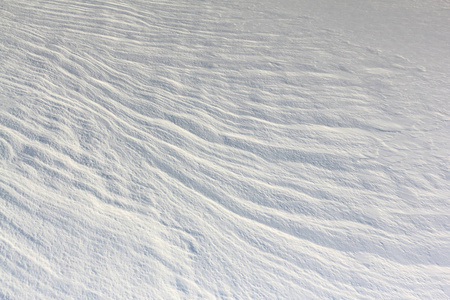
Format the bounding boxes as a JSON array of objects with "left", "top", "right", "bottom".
[{"left": 1, "top": 0, "right": 449, "bottom": 299}]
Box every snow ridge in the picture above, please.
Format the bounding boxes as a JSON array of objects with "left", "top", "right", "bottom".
[{"left": 1, "top": 0, "right": 449, "bottom": 299}]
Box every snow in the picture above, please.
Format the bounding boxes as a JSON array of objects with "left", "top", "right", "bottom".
[{"left": 1, "top": 0, "right": 449, "bottom": 298}]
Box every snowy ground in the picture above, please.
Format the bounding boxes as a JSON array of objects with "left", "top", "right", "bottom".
[{"left": 1, "top": 0, "right": 449, "bottom": 298}]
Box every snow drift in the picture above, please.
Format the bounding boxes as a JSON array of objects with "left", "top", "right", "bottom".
[{"left": 1, "top": 0, "right": 449, "bottom": 298}]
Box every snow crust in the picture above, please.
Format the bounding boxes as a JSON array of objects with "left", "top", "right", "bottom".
[{"left": 1, "top": 0, "right": 449, "bottom": 298}]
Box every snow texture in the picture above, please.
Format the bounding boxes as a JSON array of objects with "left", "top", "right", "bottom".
[{"left": 1, "top": 0, "right": 449, "bottom": 299}]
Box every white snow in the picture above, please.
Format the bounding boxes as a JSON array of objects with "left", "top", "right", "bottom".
[{"left": 1, "top": 0, "right": 449, "bottom": 299}]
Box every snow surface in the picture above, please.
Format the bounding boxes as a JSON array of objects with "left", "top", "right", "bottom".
[{"left": 1, "top": 0, "right": 450, "bottom": 298}]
